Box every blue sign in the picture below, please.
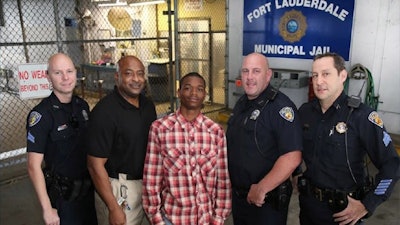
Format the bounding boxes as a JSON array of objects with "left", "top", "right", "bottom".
[{"left": 243, "top": 0, "right": 355, "bottom": 60}]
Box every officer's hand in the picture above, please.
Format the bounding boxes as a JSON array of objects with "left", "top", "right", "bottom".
[
  {"left": 247, "top": 183, "right": 266, "bottom": 207},
  {"left": 333, "top": 196, "right": 368, "bottom": 225},
  {"left": 109, "top": 206, "right": 126, "bottom": 225},
  {"left": 43, "top": 207, "right": 60, "bottom": 225}
]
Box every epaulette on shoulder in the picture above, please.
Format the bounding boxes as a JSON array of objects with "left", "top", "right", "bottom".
[
  {"left": 266, "top": 86, "right": 278, "bottom": 100},
  {"left": 238, "top": 94, "right": 247, "bottom": 103}
]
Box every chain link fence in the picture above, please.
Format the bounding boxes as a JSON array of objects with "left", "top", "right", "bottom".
[{"left": 0, "top": 0, "right": 227, "bottom": 180}]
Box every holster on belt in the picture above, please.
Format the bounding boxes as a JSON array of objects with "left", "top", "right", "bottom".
[
  {"left": 233, "top": 179, "right": 292, "bottom": 211},
  {"left": 43, "top": 168, "right": 93, "bottom": 207},
  {"left": 266, "top": 179, "right": 293, "bottom": 211}
]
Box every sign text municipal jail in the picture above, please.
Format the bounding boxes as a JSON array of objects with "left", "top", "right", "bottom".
[{"left": 243, "top": 0, "right": 355, "bottom": 60}]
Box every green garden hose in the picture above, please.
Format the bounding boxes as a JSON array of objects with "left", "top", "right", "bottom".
[{"left": 346, "top": 63, "right": 379, "bottom": 110}]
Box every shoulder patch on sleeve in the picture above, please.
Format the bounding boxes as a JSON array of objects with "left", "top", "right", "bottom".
[
  {"left": 27, "top": 131, "right": 35, "bottom": 143},
  {"left": 28, "top": 111, "right": 42, "bottom": 127},
  {"left": 368, "top": 111, "right": 383, "bottom": 128},
  {"left": 279, "top": 107, "right": 294, "bottom": 122},
  {"left": 383, "top": 131, "right": 392, "bottom": 147}
]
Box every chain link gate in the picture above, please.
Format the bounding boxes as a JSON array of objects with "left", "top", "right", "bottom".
[
  {"left": 0, "top": 0, "right": 227, "bottom": 181},
  {"left": 177, "top": 17, "right": 226, "bottom": 113}
]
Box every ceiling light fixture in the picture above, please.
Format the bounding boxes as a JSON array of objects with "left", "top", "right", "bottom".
[
  {"left": 98, "top": 0, "right": 128, "bottom": 7},
  {"left": 129, "top": 0, "right": 165, "bottom": 7}
]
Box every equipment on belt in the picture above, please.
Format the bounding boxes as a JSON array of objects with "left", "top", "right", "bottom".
[
  {"left": 233, "top": 179, "right": 292, "bottom": 211},
  {"left": 298, "top": 176, "right": 372, "bottom": 213},
  {"left": 43, "top": 168, "right": 93, "bottom": 207}
]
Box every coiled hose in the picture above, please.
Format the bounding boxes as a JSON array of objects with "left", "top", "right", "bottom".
[{"left": 345, "top": 63, "right": 379, "bottom": 110}]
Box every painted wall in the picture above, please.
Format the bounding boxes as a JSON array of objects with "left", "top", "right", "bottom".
[
  {"left": 157, "top": 0, "right": 226, "bottom": 31},
  {"left": 228, "top": 0, "right": 400, "bottom": 134}
]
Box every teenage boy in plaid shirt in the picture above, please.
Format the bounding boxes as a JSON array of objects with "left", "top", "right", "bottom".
[{"left": 143, "top": 72, "right": 232, "bottom": 225}]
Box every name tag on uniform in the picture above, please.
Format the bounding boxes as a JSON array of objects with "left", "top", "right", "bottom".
[{"left": 57, "top": 124, "right": 68, "bottom": 131}]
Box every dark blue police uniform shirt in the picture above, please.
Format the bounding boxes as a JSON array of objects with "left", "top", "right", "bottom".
[
  {"left": 227, "top": 85, "right": 303, "bottom": 189},
  {"left": 298, "top": 91, "right": 400, "bottom": 214},
  {"left": 26, "top": 92, "right": 90, "bottom": 179}
]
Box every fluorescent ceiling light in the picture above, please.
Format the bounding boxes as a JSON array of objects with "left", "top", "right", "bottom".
[
  {"left": 98, "top": 0, "right": 127, "bottom": 7},
  {"left": 129, "top": 0, "right": 165, "bottom": 6}
]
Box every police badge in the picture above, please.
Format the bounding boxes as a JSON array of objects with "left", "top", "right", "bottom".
[
  {"left": 335, "top": 122, "right": 347, "bottom": 134},
  {"left": 250, "top": 109, "right": 260, "bottom": 120}
]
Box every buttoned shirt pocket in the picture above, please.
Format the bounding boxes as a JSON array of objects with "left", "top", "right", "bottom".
[
  {"left": 302, "top": 130, "right": 314, "bottom": 160},
  {"left": 326, "top": 134, "right": 344, "bottom": 149},
  {"left": 243, "top": 116, "right": 256, "bottom": 133},
  {"left": 50, "top": 125, "right": 74, "bottom": 141},
  {"left": 325, "top": 133, "right": 347, "bottom": 164},
  {"left": 164, "top": 148, "right": 186, "bottom": 174},
  {"left": 198, "top": 147, "right": 218, "bottom": 175}
]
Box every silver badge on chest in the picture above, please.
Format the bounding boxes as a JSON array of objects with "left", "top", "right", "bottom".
[
  {"left": 335, "top": 122, "right": 347, "bottom": 134},
  {"left": 250, "top": 109, "right": 260, "bottom": 120}
]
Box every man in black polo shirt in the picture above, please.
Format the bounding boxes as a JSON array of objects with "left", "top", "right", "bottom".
[{"left": 87, "top": 55, "right": 157, "bottom": 225}]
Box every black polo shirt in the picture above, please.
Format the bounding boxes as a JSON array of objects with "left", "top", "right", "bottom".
[
  {"left": 87, "top": 86, "right": 157, "bottom": 180},
  {"left": 227, "top": 85, "right": 303, "bottom": 189}
]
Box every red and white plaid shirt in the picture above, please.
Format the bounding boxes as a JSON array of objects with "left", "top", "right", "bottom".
[{"left": 143, "top": 109, "right": 232, "bottom": 225}]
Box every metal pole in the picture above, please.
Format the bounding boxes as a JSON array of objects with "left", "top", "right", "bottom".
[
  {"left": 208, "top": 18, "right": 213, "bottom": 103},
  {"left": 16, "top": 0, "right": 29, "bottom": 62},
  {"left": 173, "top": 0, "right": 179, "bottom": 111},
  {"left": 167, "top": 0, "right": 174, "bottom": 112},
  {"left": 52, "top": 0, "right": 63, "bottom": 52}
]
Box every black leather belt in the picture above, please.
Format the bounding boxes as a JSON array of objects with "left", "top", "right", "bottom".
[
  {"left": 298, "top": 176, "right": 368, "bottom": 215},
  {"left": 308, "top": 180, "right": 359, "bottom": 202},
  {"left": 232, "top": 180, "right": 291, "bottom": 199},
  {"left": 108, "top": 172, "right": 137, "bottom": 180}
]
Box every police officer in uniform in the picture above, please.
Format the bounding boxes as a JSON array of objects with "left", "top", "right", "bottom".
[
  {"left": 27, "top": 53, "right": 97, "bottom": 225},
  {"left": 297, "top": 52, "right": 400, "bottom": 225},
  {"left": 227, "top": 52, "right": 302, "bottom": 225}
]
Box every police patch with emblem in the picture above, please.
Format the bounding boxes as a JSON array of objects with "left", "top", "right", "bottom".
[
  {"left": 28, "top": 111, "right": 42, "bottom": 127},
  {"left": 279, "top": 10, "right": 307, "bottom": 43},
  {"left": 368, "top": 111, "right": 383, "bottom": 128},
  {"left": 279, "top": 107, "right": 294, "bottom": 122}
]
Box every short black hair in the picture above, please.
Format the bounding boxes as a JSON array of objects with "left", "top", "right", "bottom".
[
  {"left": 179, "top": 72, "right": 206, "bottom": 89},
  {"left": 313, "top": 52, "right": 346, "bottom": 73}
]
